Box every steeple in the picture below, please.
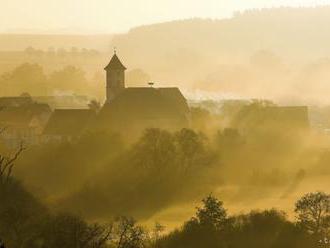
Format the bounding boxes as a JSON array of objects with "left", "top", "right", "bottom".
[
  {"left": 105, "top": 51, "right": 126, "bottom": 102},
  {"left": 104, "top": 53, "right": 127, "bottom": 71}
]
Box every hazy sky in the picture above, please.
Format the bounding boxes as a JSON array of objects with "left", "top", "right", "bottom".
[{"left": 1, "top": 0, "right": 330, "bottom": 34}]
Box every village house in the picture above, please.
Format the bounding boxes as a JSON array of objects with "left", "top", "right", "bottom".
[
  {"left": 43, "top": 109, "right": 95, "bottom": 142},
  {"left": 0, "top": 96, "right": 52, "bottom": 147}
]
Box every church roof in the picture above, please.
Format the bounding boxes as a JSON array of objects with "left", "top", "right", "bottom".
[
  {"left": 98, "top": 87, "right": 189, "bottom": 123},
  {"left": 43, "top": 109, "right": 95, "bottom": 136},
  {"left": 104, "top": 54, "right": 127, "bottom": 70}
]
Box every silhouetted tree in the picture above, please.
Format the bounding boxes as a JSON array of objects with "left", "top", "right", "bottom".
[
  {"left": 295, "top": 191, "right": 330, "bottom": 236},
  {"left": 88, "top": 100, "right": 101, "bottom": 113},
  {"left": 0, "top": 63, "right": 47, "bottom": 95},
  {"left": 195, "top": 195, "right": 227, "bottom": 230},
  {"left": 114, "top": 216, "right": 147, "bottom": 248},
  {"left": 0, "top": 143, "right": 25, "bottom": 185},
  {"left": 37, "top": 214, "right": 112, "bottom": 248},
  {"left": 48, "top": 65, "right": 89, "bottom": 93}
]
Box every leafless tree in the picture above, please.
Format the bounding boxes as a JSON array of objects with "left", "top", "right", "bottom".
[
  {"left": 0, "top": 108, "right": 26, "bottom": 185},
  {"left": 0, "top": 142, "right": 25, "bottom": 185},
  {"left": 114, "top": 216, "right": 147, "bottom": 248},
  {"left": 82, "top": 223, "right": 114, "bottom": 248}
]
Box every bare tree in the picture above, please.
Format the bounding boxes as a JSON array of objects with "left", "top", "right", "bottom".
[
  {"left": 83, "top": 223, "right": 114, "bottom": 248},
  {"left": 295, "top": 191, "right": 330, "bottom": 236},
  {"left": 0, "top": 142, "right": 25, "bottom": 185},
  {"left": 114, "top": 216, "right": 147, "bottom": 248},
  {"left": 0, "top": 109, "right": 26, "bottom": 185}
]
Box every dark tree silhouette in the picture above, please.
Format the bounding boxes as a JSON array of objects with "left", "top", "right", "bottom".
[
  {"left": 295, "top": 191, "right": 330, "bottom": 236},
  {"left": 195, "top": 195, "right": 227, "bottom": 230},
  {"left": 88, "top": 100, "right": 101, "bottom": 113},
  {"left": 114, "top": 216, "right": 147, "bottom": 248},
  {"left": 0, "top": 115, "right": 26, "bottom": 185},
  {"left": 0, "top": 143, "right": 25, "bottom": 185}
]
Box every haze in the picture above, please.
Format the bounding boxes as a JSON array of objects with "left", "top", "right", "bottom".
[{"left": 1, "top": 0, "right": 330, "bottom": 34}]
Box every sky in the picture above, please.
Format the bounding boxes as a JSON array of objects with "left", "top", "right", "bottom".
[{"left": 1, "top": 0, "right": 330, "bottom": 34}]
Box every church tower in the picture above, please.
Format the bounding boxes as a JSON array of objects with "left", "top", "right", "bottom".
[{"left": 104, "top": 52, "right": 127, "bottom": 102}]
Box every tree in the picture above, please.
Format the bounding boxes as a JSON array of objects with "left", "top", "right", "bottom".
[
  {"left": 113, "top": 216, "right": 147, "bottom": 248},
  {"left": 0, "top": 143, "right": 25, "bottom": 185},
  {"left": 190, "top": 107, "right": 212, "bottom": 131},
  {"left": 195, "top": 195, "right": 227, "bottom": 230},
  {"left": 37, "top": 214, "right": 112, "bottom": 248},
  {"left": 0, "top": 113, "right": 26, "bottom": 185},
  {"left": 48, "top": 66, "right": 89, "bottom": 93},
  {"left": 216, "top": 128, "right": 243, "bottom": 150},
  {"left": 88, "top": 100, "right": 101, "bottom": 113},
  {"left": 132, "top": 128, "right": 176, "bottom": 171},
  {"left": 295, "top": 192, "right": 330, "bottom": 236},
  {"left": 0, "top": 63, "right": 48, "bottom": 95}
]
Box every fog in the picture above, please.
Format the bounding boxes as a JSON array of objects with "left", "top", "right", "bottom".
[{"left": 2, "top": 5, "right": 330, "bottom": 248}]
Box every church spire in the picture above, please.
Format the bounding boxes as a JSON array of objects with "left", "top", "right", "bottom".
[
  {"left": 104, "top": 50, "right": 126, "bottom": 71},
  {"left": 105, "top": 51, "right": 126, "bottom": 102}
]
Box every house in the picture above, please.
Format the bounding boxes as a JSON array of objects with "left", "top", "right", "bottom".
[
  {"left": 258, "top": 106, "right": 309, "bottom": 129},
  {"left": 43, "top": 109, "right": 95, "bottom": 142},
  {"left": 0, "top": 102, "right": 52, "bottom": 147},
  {"left": 0, "top": 96, "right": 34, "bottom": 107},
  {"left": 231, "top": 104, "right": 309, "bottom": 134}
]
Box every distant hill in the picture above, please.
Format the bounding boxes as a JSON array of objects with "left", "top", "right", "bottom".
[
  {"left": 0, "top": 34, "right": 113, "bottom": 51},
  {"left": 112, "top": 6, "right": 330, "bottom": 64},
  {"left": 107, "top": 6, "right": 330, "bottom": 103}
]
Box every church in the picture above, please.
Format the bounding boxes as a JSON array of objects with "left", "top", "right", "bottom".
[
  {"left": 96, "top": 53, "right": 190, "bottom": 132},
  {"left": 44, "top": 53, "right": 190, "bottom": 140}
]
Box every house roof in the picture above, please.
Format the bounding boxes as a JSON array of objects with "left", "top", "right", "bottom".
[
  {"left": 0, "top": 96, "right": 34, "bottom": 107},
  {"left": 104, "top": 54, "right": 127, "bottom": 70},
  {"left": 43, "top": 109, "right": 95, "bottom": 136},
  {"left": 261, "top": 106, "right": 309, "bottom": 124},
  {"left": 0, "top": 103, "right": 51, "bottom": 127}
]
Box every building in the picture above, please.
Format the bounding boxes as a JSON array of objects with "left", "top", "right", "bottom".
[
  {"left": 231, "top": 104, "right": 309, "bottom": 134},
  {"left": 257, "top": 106, "right": 309, "bottom": 129},
  {"left": 0, "top": 100, "right": 52, "bottom": 147},
  {"left": 97, "top": 53, "right": 190, "bottom": 132},
  {"left": 42, "top": 52, "right": 190, "bottom": 141},
  {"left": 43, "top": 109, "right": 95, "bottom": 142}
]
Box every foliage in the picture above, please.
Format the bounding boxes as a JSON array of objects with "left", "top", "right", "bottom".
[
  {"left": 295, "top": 191, "right": 330, "bottom": 236},
  {"left": 59, "top": 128, "right": 217, "bottom": 219},
  {"left": 113, "top": 216, "right": 148, "bottom": 248},
  {"left": 195, "top": 195, "right": 227, "bottom": 230},
  {"left": 155, "top": 196, "right": 316, "bottom": 248}
]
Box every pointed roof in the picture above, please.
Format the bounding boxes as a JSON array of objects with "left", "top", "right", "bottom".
[{"left": 104, "top": 54, "right": 127, "bottom": 70}]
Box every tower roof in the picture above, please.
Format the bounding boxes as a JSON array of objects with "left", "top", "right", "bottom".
[{"left": 104, "top": 54, "right": 127, "bottom": 70}]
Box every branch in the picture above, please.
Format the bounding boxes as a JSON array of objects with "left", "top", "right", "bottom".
[{"left": 0, "top": 141, "right": 26, "bottom": 184}]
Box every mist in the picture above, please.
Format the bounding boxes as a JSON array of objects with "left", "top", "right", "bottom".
[{"left": 2, "top": 5, "right": 330, "bottom": 248}]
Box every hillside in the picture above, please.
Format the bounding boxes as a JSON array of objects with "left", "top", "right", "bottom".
[
  {"left": 109, "top": 7, "right": 330, "bottom": 103},
  {"left": 2, "top": 7, "right": 330, "bottom": 103},
  {"left": 0, "top": 34, "right": 113, "bottom": 51}
]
